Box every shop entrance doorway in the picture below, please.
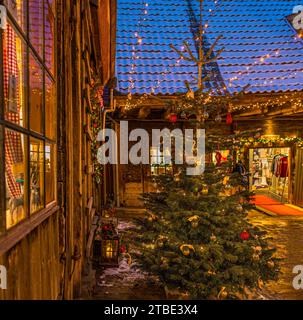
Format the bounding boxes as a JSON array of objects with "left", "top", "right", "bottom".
[{"left": 249, "top": 147, "right": 290, "bottom": 203}]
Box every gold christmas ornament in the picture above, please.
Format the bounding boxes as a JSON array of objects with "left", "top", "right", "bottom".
[
  {"left": 252, "top": 253, "right": 260, "bottom": 262},
  {"left": 156, "top": 236, "right": 168, "bottom": 248},
  {"left": 218, "top": 287, "right": 228, "bottom": 300},
  {"left": 180, "top": 244, "right": 194, "bottom": 256},
  {"left": 203, "top": 111, "right": 209, "bottom": 120},
  {"left": 267, "top": 260, "right": 275, "bottom": 269},
  {"left": 147, "top": 212, "right": 157, "bottom": 222},
  {"left": 254, "top": 246, "right": 262, "bottom": 253},
  {"left": 248, "top": 137, "right": 254, "bottom": 143},
  {"left": 258, "top": 278, "right": 264, "bottom": 289},
  {"left": 210, "top": 234, "right": 217, "bottom": 242},
  {"left": 157, "top": 240, "right": 164, "bottom": 248},
  {"left": 188, "top": 215, "right": 200, "bottom": 228},
  {"left": 223, "top": 176, "right": 230, "bottom": 186},
  {"left": 174, "top": 171, "right": 182, "bottom": 182},
  {"left": 201, "top": 185, "right": 209, "bottom": 195},
  {"left": 160, "top": 257, "right": 169, "bottom": 269},
  {"left": 191, "top": 221, "right": 199, "bottom": 228},
  {"left": 235, "top": 204, "right": 243, "bottom": 213}
]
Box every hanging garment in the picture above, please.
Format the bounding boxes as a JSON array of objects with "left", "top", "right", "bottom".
[
  {"left": 271, "top": 155, "right": 279, "bottom": 175},
  {"left": 278, "top": 156, "right": 288, "bottom": 178}
]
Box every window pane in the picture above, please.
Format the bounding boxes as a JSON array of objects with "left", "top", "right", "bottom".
[
  {"left": 45, "top": 0, "right": 56, "bottom": 74},
  {"left": 4, "top": 0, "right": 27, "bottom": 31},
  {"left": 29, "top": 53, "right": 43, "bottom": 134},
  {"left": 5, "top": 129, "right": 27, "bottom": 229},
  {"left": 3, "top": 24, "right": 27, "bottom": 128},
  {"left": 29, "top": 0, "right": 44, "bottom": 57},
  {"left": 30, "top": 138, "right": 44, "bottom": 214},
  {"left": 45, "top": 76, "right": 56, "bottom": 140},
  {"left": 45, "top": 143, "right": 56, "bottom": 203}
]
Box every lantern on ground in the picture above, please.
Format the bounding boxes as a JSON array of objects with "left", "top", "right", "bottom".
[
  {"left": 93, "top": 222, "right": 120, "bottom": 267},
  {"left": 100, "top": 236, "right": 120, "bottom": 266}
]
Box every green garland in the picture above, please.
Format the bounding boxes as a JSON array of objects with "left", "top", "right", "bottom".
[{"left": 88, "top": 79, "right": 104, "bottom": 184}]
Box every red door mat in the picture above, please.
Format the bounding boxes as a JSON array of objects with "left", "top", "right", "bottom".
[{"left": 252, "top": 195, "right": 303, "bottom": 216}]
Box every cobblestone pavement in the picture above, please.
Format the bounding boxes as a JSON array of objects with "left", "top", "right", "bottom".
[
  {"left": 88, "top": 210, "right": 303, "bottom": 300},
  {"left": 248, "top": 210, "right": 303, "bottom": 300}
]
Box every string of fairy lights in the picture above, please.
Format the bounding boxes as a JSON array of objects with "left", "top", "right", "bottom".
[
  {"left": 124, "top": 0, "right": 303, "bottom": 113},
  {"left": 125, "top": 0, "right": 223, "bottom": 110}
]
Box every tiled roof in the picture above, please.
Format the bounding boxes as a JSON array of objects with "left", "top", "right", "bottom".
[{"left": 116, "top": 0, "right": 303, "bottom": 95}]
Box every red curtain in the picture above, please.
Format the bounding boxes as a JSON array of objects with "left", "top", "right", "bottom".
[{"left": 3, "top": 24, "right": 23, "bottom": 198}]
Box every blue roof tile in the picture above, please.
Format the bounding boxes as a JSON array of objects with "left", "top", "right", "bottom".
[{"left": 116, "top": 0, "right": 303, "bottom": 95}]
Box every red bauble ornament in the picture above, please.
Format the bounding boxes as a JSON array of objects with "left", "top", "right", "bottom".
[
  {"left": 240, "top": 230, "right": 250, "bottom": 241},
  {"left": 215, "top": 151, "right": 222, "bottom": 166},
  {"left": 226, "top": 112, "right": 233, "bottom": 125},
  {"left": 169, "top": 113, "right": 178, "bottom": 123},
  {"left": 120, "top": 245, "right": 127, "bottom": 254}
]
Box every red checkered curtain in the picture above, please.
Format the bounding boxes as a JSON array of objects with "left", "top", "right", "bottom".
[{"left": 3, "top": 24, "right": 23, "bottom": 198}]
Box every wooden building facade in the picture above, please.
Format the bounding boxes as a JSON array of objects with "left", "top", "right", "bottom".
[{"left": 0, "top": 0, "right": 116, "bottom": 300}]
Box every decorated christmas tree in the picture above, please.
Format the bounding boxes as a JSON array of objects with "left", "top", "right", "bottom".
[
  {"left": 134, "top": 161, "right": 279, "bottom": 299},
  {"left": 133, "top": 0, "right": 279, "bottom": 299}
]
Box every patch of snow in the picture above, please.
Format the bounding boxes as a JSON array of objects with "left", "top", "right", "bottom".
[
  {"left": 117, "top": 220, "right": 137, "bottom": 232},
  {"left": 97, "top": 257, "right": 157, "bottom": 287}
]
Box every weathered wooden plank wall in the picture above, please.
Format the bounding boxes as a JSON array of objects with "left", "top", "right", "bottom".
[
  {"left": 0, "top": 213, "right": 61, "bottom": 300},
  {"left": 0, "top": 0, "right": 107, "bottom": 300},
  {"left": 59, "top": 0, "right": 103, "bottom": 300}
]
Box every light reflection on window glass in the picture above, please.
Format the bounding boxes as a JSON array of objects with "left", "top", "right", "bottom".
[
  {"left": 45, "top": 76, "right": 56, "bottom": 140},
  {"left": 45, "top": 0, "right": 56, "bottom": 74},
  {"left": 5, "top": 129, "right": 27, "bottom": 229},
  {"left": 30, "top": 138, "right": 44, "bottom": 214},
  {"left": 29, "top": 0, "right": 44, "bottom": 57},
  {"left": 5, "top": 0, "right": 27, "bottom": 31},
  {"left": 45, "top": 143, "right": 56, "bottom": 204},
  {"left": 3, "top": 24, "right": 27, "bottom": 128},
  {"left": 29, "top": 53, "right": 43, "bottom": 134}
]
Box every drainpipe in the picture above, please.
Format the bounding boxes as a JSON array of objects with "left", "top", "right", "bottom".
[
  {"left": 114, "top": 121, "right": 120, "bottom": 208},
  {"left": 102, "top": 88, "right": 117, "bottom": 205}
]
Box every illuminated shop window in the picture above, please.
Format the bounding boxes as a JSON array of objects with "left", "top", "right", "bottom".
[
  {"left": 30, "top": 138, "right": 44, "bottom": 214},
  {"left": 150, "top": 146, "right": 172, "bottom": 176},
  {"left": 0, "top": 2, "right": 57, "bottom": 232},
  {"left": 3, "top": 25, "right": 27, "bottom": 128},
  {"left": 5, "top": 129, "right": 27, "bottom": 229},
  {"left": 45, "top": 143, "right": 56, "bottom": 204}
]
